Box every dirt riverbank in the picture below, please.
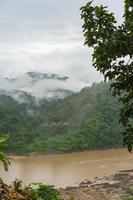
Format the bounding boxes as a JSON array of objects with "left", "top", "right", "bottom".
[{"left": 60, "top": 169, "right": 133, "bottom": 200}]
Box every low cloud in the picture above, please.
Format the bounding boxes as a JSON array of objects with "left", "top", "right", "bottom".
[{"left": 0, "top": 72, "right": 90, "bottom": 99}]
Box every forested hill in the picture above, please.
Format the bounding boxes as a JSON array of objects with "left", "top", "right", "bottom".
[{"left": 0, "top": 81, "right": 122, "bottom": 154}]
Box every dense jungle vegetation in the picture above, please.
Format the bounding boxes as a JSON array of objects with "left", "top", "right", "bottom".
[{"left": 0, "top": 81, "right": 123, "bottom": 154}]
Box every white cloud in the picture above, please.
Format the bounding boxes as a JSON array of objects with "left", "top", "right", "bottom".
[{"left": 0, "top": 0, "right": 123, "bottom": 83}]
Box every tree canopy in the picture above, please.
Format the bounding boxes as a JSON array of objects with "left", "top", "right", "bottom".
[
  {"left": 80, "top": 0, "right": 133, "bottom": 152},
  {"left": 0, "top": 83, "right": 122, "bottom": 154}
]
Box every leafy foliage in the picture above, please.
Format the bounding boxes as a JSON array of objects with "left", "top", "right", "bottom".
[
  {"left": 28, "top": 183, "right": 63, "bottom": 200},
  {"left": 121, "top": 187, "right": 133, "bottom": 200},
  {"left": 0, "top": 178, "right": 63, "bottom": 200},
  {"left": 0, "top": 135, "right": 10, "bottom": 171},
  {"left": 0, "top": 82, "right": 122, "bottom": 154},
  {"left": 12, "top": 179, "right": 23, "bottom": 191},
  {"left": 80, "top": 0, "right": 133, "bottom": 151}
]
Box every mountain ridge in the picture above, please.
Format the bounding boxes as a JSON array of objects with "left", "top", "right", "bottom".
[{"left": 0, "top": 71, "right": 88, "bottom": 101}]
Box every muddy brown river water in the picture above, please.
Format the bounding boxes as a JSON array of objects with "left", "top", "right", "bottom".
[{"left": 0, "top": 149, "right": 133, "bottom": 188}]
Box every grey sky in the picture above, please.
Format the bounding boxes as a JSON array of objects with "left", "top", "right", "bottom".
[{"left": 0, "top": 0, "right": 124, "bottom": 83}]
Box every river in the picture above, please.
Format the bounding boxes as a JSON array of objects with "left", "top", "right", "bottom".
[{"left": 0, "top": 148, "right": 133, "bottom": 188}]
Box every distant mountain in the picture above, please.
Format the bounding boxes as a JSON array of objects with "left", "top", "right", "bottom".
[
  {"left": 0, "top": 71, "right": 88, "bottom": 102},
  {"left": 10, "top": 72, "right": 69, "bottom": 83}
]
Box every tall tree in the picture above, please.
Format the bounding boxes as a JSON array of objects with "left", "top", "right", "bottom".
[{"left": 80, "top": 0, "right": 133, "bottom": 151}]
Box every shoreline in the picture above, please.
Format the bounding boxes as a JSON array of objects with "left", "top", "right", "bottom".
[
  {"left": 7, "top": 147, "right": 123, "bottom": 157},
  {"left": 60, "top": 169, "right": 133, "bottom": 200}
]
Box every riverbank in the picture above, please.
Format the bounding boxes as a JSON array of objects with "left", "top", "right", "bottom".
[
  {"left": 8, "top": 147, "right": 123, "bottom": 157},
  {"left": 0, "top": 169, "right": 133, "bottom": 200},
  {"left": 60, "top": 169, "right": 133, "bottom": 200}
]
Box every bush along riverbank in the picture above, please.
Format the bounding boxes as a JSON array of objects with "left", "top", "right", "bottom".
[{"left": 0, "top": 179, "right": 63, "bottom": 200}]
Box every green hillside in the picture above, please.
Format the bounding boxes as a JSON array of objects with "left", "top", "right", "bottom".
[{"left": 0, "top": 82, "right": 123, "bottom": 154}]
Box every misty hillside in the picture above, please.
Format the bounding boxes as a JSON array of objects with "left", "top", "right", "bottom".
[
  {"left": 0, "top": 72, "right": 89, "bottom": 101},
  {"left": 0, "top": 81, "right": 122, "bottom": 154}
]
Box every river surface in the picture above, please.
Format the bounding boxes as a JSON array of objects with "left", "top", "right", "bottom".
[{"left": 0, "top": 149, "right": 133, "bottom": 188}]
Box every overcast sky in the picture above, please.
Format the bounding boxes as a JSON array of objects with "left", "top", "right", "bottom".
[{"left": 0, "top": 0, "right": 124, "bottom": 84}]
